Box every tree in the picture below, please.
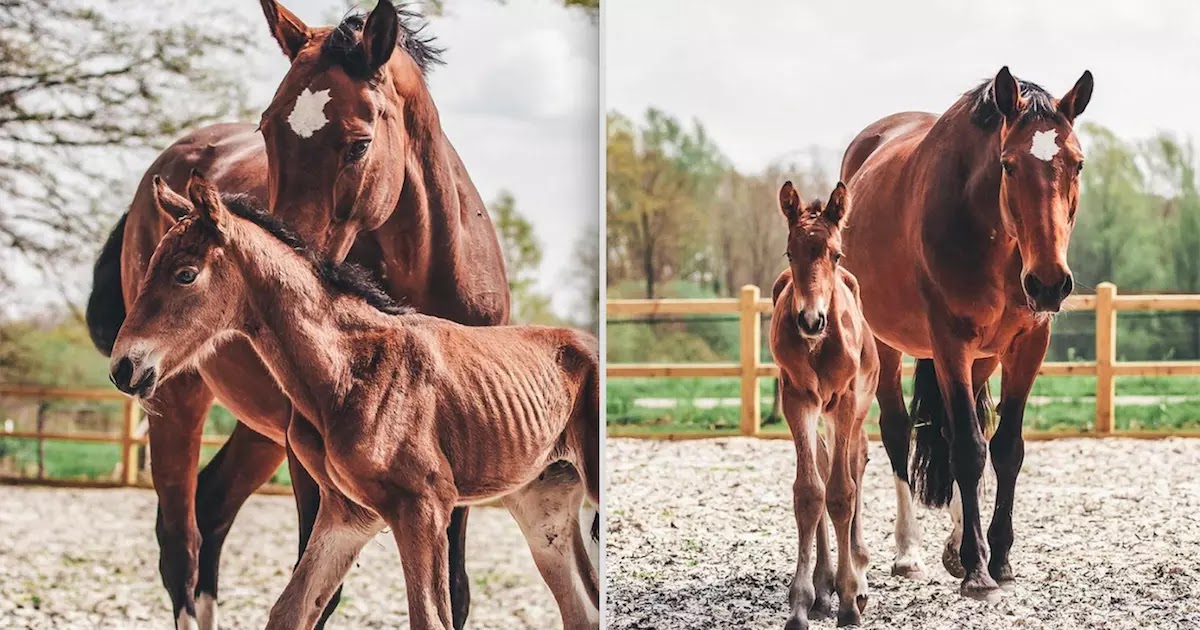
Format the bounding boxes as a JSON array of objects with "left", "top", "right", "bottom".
[
  {"left": 0, "top": 1, "right": 254, "bottom": 297},
  {"left": 492, "top": 191, "right": 555, "bottom": 324}
]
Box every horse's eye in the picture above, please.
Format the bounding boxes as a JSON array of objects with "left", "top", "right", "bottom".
[
  {"left": 346, "top": 139, "right": 371, "bottom": 162},
  {"left": 784, "top": 250, "right": 791, "bottom": 261},
  {"left": 832, "top": 252, "right": 844, "bottom": 264},
  {"left": 174, "top": 268, "right": 198, "bottom": 285},
  {"left": 1002, "top": 161, "right": 1016, "bottom": 175},
  {"left": 1076, "top": 161, "right": 1085, "bottom": 175}
]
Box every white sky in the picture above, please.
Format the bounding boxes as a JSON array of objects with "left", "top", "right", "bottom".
[{"left": 604, "top": 0, "right": 1200, "bottom": 174}]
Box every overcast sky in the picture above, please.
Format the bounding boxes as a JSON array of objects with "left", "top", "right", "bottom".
[{"left": 605, "top": 0, "right": 1200, "bottom": 174}]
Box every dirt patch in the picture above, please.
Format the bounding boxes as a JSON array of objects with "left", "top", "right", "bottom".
[
  {"left": 606, "top": 437, "right": 1200, "bottom": 629},
  {"left": 0, "top": 487, "right": 562, "bottom": 628}
]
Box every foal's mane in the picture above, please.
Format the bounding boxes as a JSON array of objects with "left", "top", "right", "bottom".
[
  {"left": 220, "top": 194, "right": 413, "bottom": 316},
  {"left": 794, "top": 200, "right": 838, "bottom": 240},
  {"left": 967, "top": 77, "right": 1060, "bottom": 132},
  {"left": 323, "top": 4, "right": 445, "bottom": 79}
]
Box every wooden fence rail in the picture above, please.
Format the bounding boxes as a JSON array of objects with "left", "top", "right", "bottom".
[{"left": 607, "top": 281, "right": 1200, "bottom": 440}]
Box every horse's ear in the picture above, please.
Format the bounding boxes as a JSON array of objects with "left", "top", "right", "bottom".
[
  {"left": 824, "top": 182, "right": 848, "bottom": 226},
  {"left": 185, "top": 170, "right": 228, "bottom": 236},
  {"left": 152, "top": 176, "right": 193, "bottom": 224},
  {"left": 1059, "top": 70, "right": 1093, "bottom": 122},
  {"left": 259, "top": 0, "right": 310, "bottom": 60},
  {"left": 991, "top": 66, "right": 1019, "bottom": 121},
  {"left": 362, "top": 0, "right": 399, "bottom": 75},
  {"left": 779, "top": 181, "right": 801, "bottom": 224}
]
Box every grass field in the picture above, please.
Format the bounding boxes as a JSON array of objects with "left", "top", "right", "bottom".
[{"left": 607, "top": 374, "right": 1200, "bottom": 435}]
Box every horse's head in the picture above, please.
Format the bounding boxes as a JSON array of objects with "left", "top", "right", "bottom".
[
  {"left": 110, "top": 174, "right": 246, "bottom": 398},
  {"left": 977, "top": 66, "right": 1093, "bottom": 312},
  {"left": 779, "top": 181, "right": 848, "bottom": 340},
  {"left": 256, "top": 0, "right": 441, "bottom": 261}
]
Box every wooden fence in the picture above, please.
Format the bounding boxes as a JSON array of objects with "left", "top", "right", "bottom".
[
  {"left": 607, "top": 282, "right": 1200, "bottom": 440},
  {"left": 0, "top": 385, "right": 288, "bottom": 492}
]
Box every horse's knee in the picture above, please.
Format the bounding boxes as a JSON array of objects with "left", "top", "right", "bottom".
[
  {"left": 793, "top": 478, "right": 826, "bottom": 520},
  {"left": 989, "top": 430, "right": 1025, "bottom": 478},
  {"left": 951, "top": 430, "right": 987, "bottom": 484},
  {"left": 825, "top": 483, "right": 856, "bottom": 525}
]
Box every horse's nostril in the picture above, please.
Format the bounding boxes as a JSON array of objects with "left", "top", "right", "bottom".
[
  {"left": 1023, "top": 274, "right": 1043, "bottom": 300},
  {"left": 110, "top": 357, "right": 133, "bottom": 390},
  {"left": 816, "top": 313, "right": 827, "bottom": 330},
  {"left": 1061, "top": 274, "right": 1074, "bottom": 298}
]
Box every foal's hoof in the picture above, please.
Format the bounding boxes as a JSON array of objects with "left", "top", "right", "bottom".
[
  {"left": 890, "top": 557, "right": 927, "bottom": 580},
  {"left": 836, "top": 605, "right": 862, "bottom": 627},
  {"left": 942, "top": 541, "right": 966, "bottom": 579},
  {"left": 808, "top": 591, "right": 835, "bottom": 620},
  {"left": 784, "top": 616, "right": 810, "bottom": 630},
  {"left": 959, "top": 573, "right": 1004, "bottom": 602}
]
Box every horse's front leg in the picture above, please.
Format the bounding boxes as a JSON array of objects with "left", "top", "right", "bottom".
[
  {"left": 194, "top": 422, "right": 285, "bottom": 630},
  {"left": 943, "top": 356, "right": 1000, "bottom": 580},
  {"left": 989, "top": 324, "right": 1050, "bottom": 585},
  {"left": 930, "top": 341, "right": 999, "bottom": 600},
  {"left": 144, "top": 373, "right": 212, "bottom": 630},
  {"left": 264, "top": 487, "right": 380, "bottom": 630},
  {"left": 873, "top": 340, "right": 925, "bottom": 579},
  {"left": 826, "top": 396, "right": 869, "bottom": 627},
  {"left": 781, "top": 386, "right": 826, "bottom": 630}
]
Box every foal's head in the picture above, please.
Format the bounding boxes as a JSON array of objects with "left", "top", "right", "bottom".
[
  {"left": 971, "top": 66, "right": 1093, "bottom": 312},
  {"left": 256, "top": 0, "right": 442, "bottom": 260},
  {"left": 779, "top": 181, "right": 848, "bottom": 340},
  {"left": 109, "top": 174, "right": 261, "bottom": 398}
]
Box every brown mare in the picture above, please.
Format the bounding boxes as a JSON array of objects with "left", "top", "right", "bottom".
[
  {"left": 85, "top": 2, "right": 515, "bottom": 627},
  {"left": 839, "top": 67, "right": 1093, "bottom": 599},
  {"left": 109, "top": 174, "right": 600, "bottom": 630},
  {"left": 770, "top": 182, "right": 878, "bottom": 629}
]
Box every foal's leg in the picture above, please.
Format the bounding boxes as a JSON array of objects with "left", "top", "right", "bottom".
[
  {"left": 387, "top": 492, "right": 458, "bottom": 630},
  {"left": 504, "top": 463, "right": 600, "bottom": 629},
  {"left": 943, "top": 357, "right": 998, "bottom": 579},
  {"left": 264, "top": 490, "right": 381, "bottom": 630},
  {"left": 810, "top": 430, "right": 836, "bottom": 620},
  {"left": 988, "top": 325, "right": 1049, "bottom": 585},
  {"left": 873, "top": 340, "right": 924, "bottom": 578},
  {"left": 194, "top": 422, "right": 285, "bottom": 630},
  {"left": 929, "top": 338, "right": 999, "bottom": 600},
  {"left": 286, "top": 437, "right": 346, "bottom": 630},
  {"left": 826, "top": 397, "right": 868, "bottom": 627},
  {"left": 145, "top": 374, "right": 213, "bottom": 630},
  {"left": 781, "top": 387, "right": 826, "bottom": 630}
]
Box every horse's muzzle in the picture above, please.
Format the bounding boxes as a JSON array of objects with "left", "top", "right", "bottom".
[
  {"left": 1022, "top": 270, "right": 1074, "bottom": 312},
  {"left": 110, "top": 356, "right": 158, "bottom": 398},
  {"left": 797, "top": 310, "right": 827, "bottom": 337}
]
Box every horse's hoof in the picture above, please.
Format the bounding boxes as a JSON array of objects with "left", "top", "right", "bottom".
[
  {"left": 959, "top": 574, "right": 1004, "bottom": 602},
  {"left": 990, "top": 560, "right": 1016, "bottom": 587},
  {"left": 891, "top": 558, "right": 926, "bottom": 580},
  {"left": 942, "top": 541, "right": 966, "bottom": 579},
  {"left": 784, "top": 616, "right": 809, "bottom": 630},
  {"left": 808, "top": 592, "right": 835, "bottom": 620},
  {"left": 836, "top": 605, "right": 862, "bottom": 627}
]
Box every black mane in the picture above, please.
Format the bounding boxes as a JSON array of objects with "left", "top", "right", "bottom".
[
  {"left": 220, "top": 194, "right": 413, "bottom": 316},
  {"left": 323, "top": 5, "right": 444, "bottom": 79},
  {"left": 967, "top": 77, "right": 1059, "bottom": 131}
]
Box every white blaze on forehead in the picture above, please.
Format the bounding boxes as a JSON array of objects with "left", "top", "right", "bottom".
[
  {"left": 287, "top": 88, "right": 332, "bottom": 139},
  {"left": 1030, "top": 129, "right": 1060, "bottom": 161}
]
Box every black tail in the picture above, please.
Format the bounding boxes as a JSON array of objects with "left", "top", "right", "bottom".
[
  {"left": 909, "top": 358, "right": 994, "bottom": 508},
  {"left": 591, "top": 512, "right": 599, "bottom": 543},
  {"left": 85, "top": 213, "right": 128, "bottom": 357}
]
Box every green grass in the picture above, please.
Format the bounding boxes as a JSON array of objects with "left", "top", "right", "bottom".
[{"left": 607, "top": 375, "right": 1200, "bottom": 435}]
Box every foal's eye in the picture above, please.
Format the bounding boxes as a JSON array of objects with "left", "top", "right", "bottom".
[
  {"left": 174, "top": 268, "right": 198, "bottom": 285},
  {"left": 784, "top": 251, "right": 792, "bottom": 261},
  {"left": 1076, "top": 161, "right": 1085, "bottom": 175},
  {"left": 1001, "top": 161, "right": 1016, "bottom": 175},
  {"left": 832, "top": 252, "right": 844, "bottom": 264},
  {"left": 346, "top": 139, "right": 371, "bottom": 162}
]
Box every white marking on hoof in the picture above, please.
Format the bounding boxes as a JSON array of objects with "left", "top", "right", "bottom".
[
  {"left": 197, "top": 593, "right": 217, "bottom": 630},
  {"left": 287, "top": 88, "right": 332, "bottom": 138},
  {"left": 176, "top": 609, "right": 200, "bottom": 630},
  {"left": 1030, "top": 129, "right": 1059, "bottom": 161}
]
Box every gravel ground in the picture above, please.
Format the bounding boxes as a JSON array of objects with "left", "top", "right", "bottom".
[
  {"left": 607, "top": 437, "right": 1200, "bottom": 629},
  {"left": 0, "top": 487, "right": 566, "bottom": 629}
]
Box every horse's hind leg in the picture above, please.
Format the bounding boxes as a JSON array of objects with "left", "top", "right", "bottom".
[
  {"left": 194, "top": 422, "right": 284, "bottom": 630},
  {"left": 874, "top": 340, "right": 924, "bottom": 579},
  {"left": 264, "top": 489, "right": 380, "bottom": 630},
  {"left": 782, "top": 387, "right": 826, "bottom": 630},
  {"left": 504, "top": 462, "right": 600, "bottom": 629},
  {"left": 387, "top": 491, "right": 458, "bottom": 630},
  {"left": 145, "top": 373, "right": 213, "bottom": 630}
]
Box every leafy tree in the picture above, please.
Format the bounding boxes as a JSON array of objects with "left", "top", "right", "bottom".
[
  {"left": 0, "top": 1, "right": 254, "bottom": 296},
  {"left": 492, "top": 191, "right": 555, "bottom": 324}
]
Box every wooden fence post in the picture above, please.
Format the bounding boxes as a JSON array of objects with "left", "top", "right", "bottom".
[
  {"left": 1095, "top": 283, "right": 1117, "bottom": 433},
  {"left": 739, "top": 285, "right": 762, "bottom": 436},
  {"left": 121, "top": 398, "right": 140, "bottom": 486}
]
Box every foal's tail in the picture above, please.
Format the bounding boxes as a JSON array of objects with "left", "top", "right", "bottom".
[
  {"left": 85, "top": 213, "right": 128, "bottom": 357},
  {"left": 909, "top": 359, "right": 994, "bottom": 508}
]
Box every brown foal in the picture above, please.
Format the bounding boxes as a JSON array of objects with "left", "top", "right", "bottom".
[
  {"left": 109, "top": 174, "right": 600, "bottom": 630},
  {"left": 769, "top": 182, "right": 879, "bottom": 629}
]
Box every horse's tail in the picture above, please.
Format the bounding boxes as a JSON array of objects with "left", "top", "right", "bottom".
[
  {"left": 909, "top": 358, "right": 994, "bottom": 508},
  {"left": 85, "top": 213, "right": 128, "bottom": 357}
]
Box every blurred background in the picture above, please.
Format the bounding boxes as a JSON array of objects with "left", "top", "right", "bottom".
[
  {"left": 604, "top": 0, "right": 1200, "bottom": 435},
  {"left": 0, "top": 0, "right": 598, "bottom": 483}
]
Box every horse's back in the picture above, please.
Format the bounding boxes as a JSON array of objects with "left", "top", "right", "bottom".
[{"left": 840, "top": 112, "right": 937, "bottom": 184}]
